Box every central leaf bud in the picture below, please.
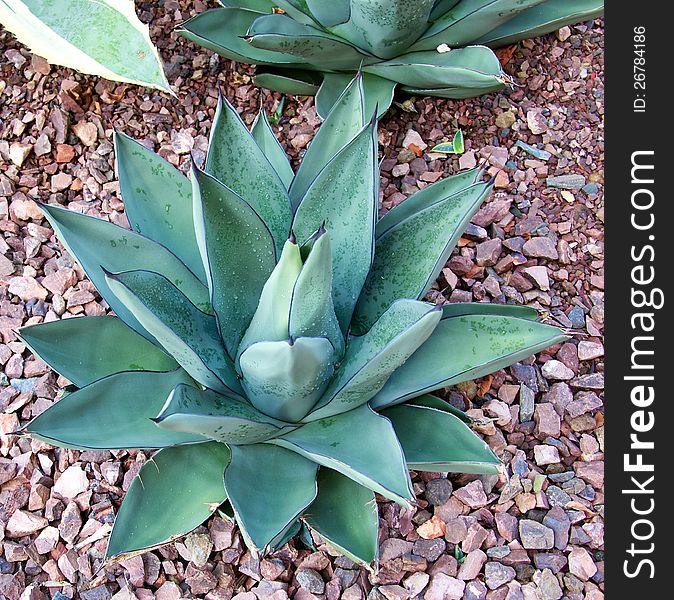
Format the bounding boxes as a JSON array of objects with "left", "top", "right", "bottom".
[
  {"left": 236, "top": 227, "right": 345, "bottom": 422},
  {"left": 239, "top": 337, "right": 335, "bottom": 422}
]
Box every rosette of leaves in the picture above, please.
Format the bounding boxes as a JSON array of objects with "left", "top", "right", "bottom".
[
  {"left": 179, "top": 0, "right": 604, "bottom": 117},
  {"left": 20, "top": 75, "right": 565, "bottom": 566}
]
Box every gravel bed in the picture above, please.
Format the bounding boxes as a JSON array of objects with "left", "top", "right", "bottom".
[{"left": 0, "top": 3, "right": 604, "bottom": 599}]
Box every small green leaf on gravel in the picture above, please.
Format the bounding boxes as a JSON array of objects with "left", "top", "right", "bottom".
[{"left": 431, "top": 129, "right": 464, "bottom": 154}]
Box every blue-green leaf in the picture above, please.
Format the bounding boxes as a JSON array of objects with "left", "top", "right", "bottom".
[
  {"left": 191, "top": 165, "right": 277, "bottom": 357},
  {"left": 154, "top": 384, "right": 293, "bottom": 444},
  {"left": 289, "top": 231, "right": 344, "bottom": 356},
  {"left": 353, "top": 178, "right": 492, "bottom": 332},
  {"left": 407, "top": 393, "right": 472, "bottom": 423},
  {"left": 375, "top": 167, "right": 482, "bottom": 236},
  {"left": 330, "top": 0, "right": 435, "bottom": 59},
  {"left": 114, "top": 133, "right": 206, "bottom": 280},
  {"left": 383, "top": 403, "right": 502, "bottom": 474},
  {"left": 290, "top": 73, "right": 365, "bottom": 208},
  {"left": 364, "top": 46, "right": 504, "bottom": 90},
  {"left": 247, "top": 13, "right": 371, "bottom": 71},
  {"left": 371, "top": 313, "right": 567, "bottom": 409},
  {"left": 304, "top": 468, "right": 378, "bottom": 568},
  {"left": 19, "top": 316, "right": 177, "bottom": 387},
  {"left": 304, "top": 0, "right": 350, "bottom": 28},
  {"left": 178, "top": 8, "right": 305, "bottom": 66},
  {"left": 399, "top": 81, "right": 507, "bottom": 99},
  {"left": 439, "top": 302, "right": 540, "bottom": 321},
  {"left": 25, "top": 369, "right": 206, "bottom": 450},
  {"left": 238, "top": 238, "right": 302, "bottom": 357},
  {"left": 105, "top": 269, "right": 241, "bottom": 396},
  {"left": 251, "top": 110, "right": 294, "bottom": 190},
  {"left": 307, "top": 300, "right": 440, "bottom": 420},
  {"left": 413, "top": 0, "right": 546, "bottom": 50},
  {"left": 315, "top": 72, "right": 397, "bottom": 120},
  {"left": 431, "top": 129, "right": 464, "bottom": 154},
  {"left": 225, "top": 443, "right": 318, "bottom": 552},
  {"left": 474, "top": 0, "right": 604, "bottom": 48},
  {"left": 107, "top": 442, "right": 230, "bottom": 560},
  {"left": 292, "top": 120, "right": 378, "bottom": 332},
  {"left": 253, "top": 67, "right": 322, "bottom": 96},
  {"left": 239, "top": 337, "right": 335, "bottom": 422},
  {"left": 430, "top": 0, "right": 462, "bottom": 21},
  {"left": 39, "top": 203, "right": 209, "bottom": 342},
  {"left": 272, "top": 404, "right": 413, "bottom": 506},
  {"left": 205, "top": 93, "right": 292, "bottom": 253}
]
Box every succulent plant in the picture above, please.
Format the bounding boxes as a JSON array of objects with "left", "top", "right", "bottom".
[
  {"left": 20, "top": 76, "right": 565, "bottom": 566},
  {"left": 0, "top": 0, "right": 170, "bottom": 93},
  {"left": 179, "top": 0, "right": 604, "bottom": 117}
]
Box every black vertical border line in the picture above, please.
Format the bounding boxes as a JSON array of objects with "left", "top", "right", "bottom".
[{"left": 605, "top": 5, "right": 669, "bottom": 597}]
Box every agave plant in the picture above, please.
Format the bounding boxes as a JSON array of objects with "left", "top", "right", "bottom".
[
  {"left": 20, "top": 76, "right": 565, "bottom": 566},
  {"left": 179, "top": 0, "right": 604, "bottom": 117},
  {"left": 0, "top": 0, "right": 170, "bottom": 93}
]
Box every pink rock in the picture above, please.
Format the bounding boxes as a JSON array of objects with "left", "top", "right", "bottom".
[
  {"left": 425, "top": 573, "right": 465, "bottom": 600},
  {"left": 7, "top": 276, "right": 48, "bottom": 301},
  {"left": 34, "top": 526, "right": 60, "bottom": 554},
  {"left": 54, "top": 465, "right": 89, "bottom": 499},
  {"left": 574, "top": 461, "right": 604, "bottom": 488},
  {"left": 578, "top": 341, "right": 604, "bottom": 360},
  {"left": 156, "top": 581, "right": 183, "bottom": 600},
  {"left": 568, "top": 547, "right": 598, "bottom": 581},
  {"left": 457, "top": 549, "right": 487, "bottom": 580},
  {"left": 51, "top": 172, "right": 73, "bottom": 192},
  {"left": 454, "top": 480, "right": 488, "bottom": 509},
  {"left": 5, "top": 509, "right": 48, "bottom": 537},
  {"left": 534, "top": 445, "right": 560, "bottom": 466},
  {"left": 403, "top": 129, "right": 427, "bottom": 152},
  {"left": 534, "top": 403, "right": 561, "bottom": 439}
]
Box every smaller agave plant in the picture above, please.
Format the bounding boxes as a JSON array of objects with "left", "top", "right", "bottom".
[
  {"left": 179, "top": 0, "right": 604, "bottom": 117},
  {"left": 21, "top": 75, "right": 565, "bottom": 566}
]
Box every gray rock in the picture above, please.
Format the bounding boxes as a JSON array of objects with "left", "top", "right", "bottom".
[
  {"left": 486, "top": 546, "right": 511, "bottom": 559},
  {"left": 546, "top": 174, "right": 586, "bottom": 190},
  {"left": 296, "top": 568, "right": 326, "bottom": 594},
  {"left": 518, "top": 385, "right": 535, "bottom": 422},
  {"left": 545, "top": 486, "right": 573, "bottom": 508},
  {"left": 570, "top": 373, "right": 604, "bottom": 390},
  {"left": 533, "top": 568, "right": 563, "bottom": 600},
  {"left": 533, "top": 553, "right": 568, "bottom": 573},
  {"left": 413, "top": 538, "right": 446, "bottom": 562},
  {"left": 542, "top": 507, "right": 570, "bottom": 550},
  {"left": 425, "top": 478, "right": 453, "bottom": 506},
  {"left": 511, "top": 364, "right": 538, "bottom": 392},
  {"left": 522, "top": 237, "right": 559, "bottom": 260},
  {"left": 566, "top": 391, "right": 602, "bottom": 418},
  {"left": 568, "top": 306, "right": 586, "bottom": 329},
  {"left": 80, "top": 586, "right": 112, "bottom": 600},
  {"left": 485, "top": 561, "right": 516, "bottom": 590},
  {"left": 463, "top": 580, "right": 488, "bottom": 600},
  {"left": 519, "top": 520, "right": 554, "bottom": 550},
  {"left": 547, "top": 471, "right": 575, "bottom": 484},
  {"left": 464, "top": 223, "right": 488, "bottom": 241},
  {"left": 9, "top": 377, "right": 39, "bottom": 393}
]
